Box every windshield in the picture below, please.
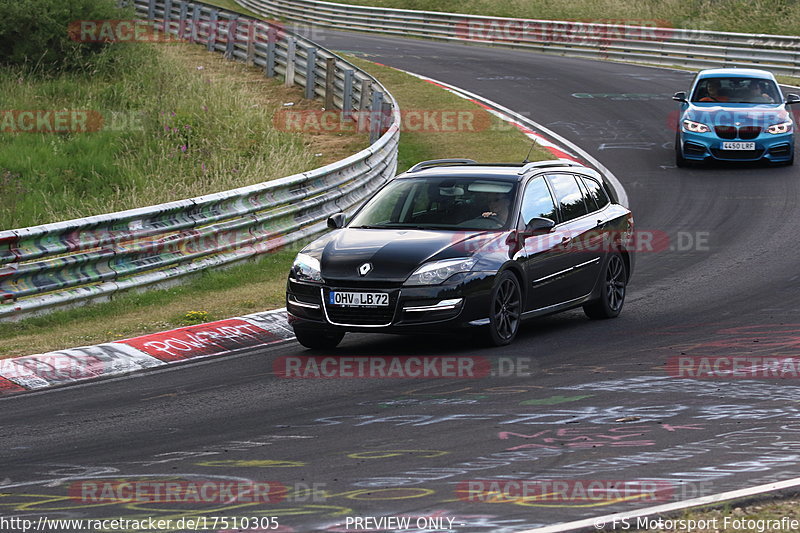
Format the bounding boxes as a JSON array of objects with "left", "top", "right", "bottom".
[
  {"left": 691, "top": 77, "right": 781, "bottom": 104},
  {"left": 348, "top": 176, "right": 518, "bottom": 230}
]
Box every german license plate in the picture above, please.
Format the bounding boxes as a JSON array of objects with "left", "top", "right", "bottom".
[
  {"left": 721, "top": 142, "right": 755, "bottom": 150},
  {"left": 329, "top": 291, "right": 389, "bottom": 307}
]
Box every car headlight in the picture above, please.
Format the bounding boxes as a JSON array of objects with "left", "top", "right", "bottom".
[
  {"left": 683, "top": 119, "right": 710, "bottom": 133},
  {"left": 291, "top": 253, "right": 322, "bottom": 283},
  {"left": 405, "top": 258, "right": 477, "bottom": 286},
  {"left": 767, "top": 121, "right": 793, "bottom": 134}
]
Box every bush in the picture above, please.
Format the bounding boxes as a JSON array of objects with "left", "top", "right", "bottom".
[{"left": 0, "top": 0, "right": 132, "bottom": 73}]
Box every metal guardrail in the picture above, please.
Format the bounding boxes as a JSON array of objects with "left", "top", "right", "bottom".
[
  {"left": 235, "top": 0, "right": 800, "bottom": 77},
  {"left": 0, "top": 0, "right": 400, "bottom": 320}
]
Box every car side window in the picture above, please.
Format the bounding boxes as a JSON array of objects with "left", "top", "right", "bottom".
[
  {"left": 547, "top": 173, "right": 589, "bottom": 223},
  {"left": 520, "top": 176, "right": 558, "bottom": 225},
  {"left": 580, "top": 176, "right": 610, "bottom": 211}
]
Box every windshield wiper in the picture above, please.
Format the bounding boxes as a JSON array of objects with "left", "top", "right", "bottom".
[{"left": 352, "top": 224, "right": 450, "bottom": 230}]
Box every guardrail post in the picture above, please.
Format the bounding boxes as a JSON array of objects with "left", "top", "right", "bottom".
[
  {"left": 305, "top": 47, "right": 317, "bottom": 100},
  {"left": 342, "top": 69, "right": 354, "bottom": 119},
  {"left": 325, "top": 57, "right": 336, "bottom": 110},
  {"left": 246, "top": 21, "right": 256, "bottom": 65},
  {"left": 190, "top": 3, "right": 200, "bottom": 43},
  {"left": 358, "top": 79, "right": 371, "bottom": 112},
  {"left": 178, "top": 1, "right": 188, "bottom": 40},
  {"left": 163, "top": 0, "right": 172, "bottom": 33},
  {"left": 369, "top": 91, "right": 384, "bottom": 144},
  {"left": 357, "top": 79, "right": 371, "bottom": 132},
  {"left": 285, "top": 39, "right": 296, "bottom": 87},
  {"left": 207, "top": 10, "right": 218, "bottom": 51},
  {"left": 225, "top": 16, "right": 238, "bottom": 59},
  {"left": 147, "top": 0, "right": 156, "bottom": 20},
  {"left": 266, "top": 40, "right": 276, "bottom": 77},
  {"left": 381, "top": 101, "right": 392, "bottom": 136}
]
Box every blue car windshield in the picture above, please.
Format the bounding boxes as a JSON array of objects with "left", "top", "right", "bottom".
[
  {"left": 349, "top": 176, "right": 518, "bottom": 230},
  {"left": 691, "top": 77, "right": 781, "bottom": 104}
]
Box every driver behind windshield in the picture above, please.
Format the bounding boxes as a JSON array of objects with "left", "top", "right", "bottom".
[
  {"left": 699, "top": 79, "right": 730, "bottom": 102},
  {"left": 480, "top": 191, "right": 511, "bottom": 224}
]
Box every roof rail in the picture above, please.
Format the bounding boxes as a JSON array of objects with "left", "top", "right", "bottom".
[
  {"left": 517, "top": 160, "right": 583, "bottom": 175},
  {"left": 406, "top": 159, "right": 478, "bottom": 173}
]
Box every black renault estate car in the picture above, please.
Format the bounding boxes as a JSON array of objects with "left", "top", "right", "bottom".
[{"left": 286, "top": 159, "right": 634, "bottom": 348}]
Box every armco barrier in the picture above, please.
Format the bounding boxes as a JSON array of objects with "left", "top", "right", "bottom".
[
  {"left": 235, "top": 0, "right": 800, "bottom": 77},
  {"left": 0, "top": 0, "right": 400, "bottom": 320}
]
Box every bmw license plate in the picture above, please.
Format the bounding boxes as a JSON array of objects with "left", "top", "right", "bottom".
[
  {"left": 721, "top": 142, "right": 755, "bottom": 150},
  {"left": 329, "top": 291, "right": 389, "bottom": 307}
]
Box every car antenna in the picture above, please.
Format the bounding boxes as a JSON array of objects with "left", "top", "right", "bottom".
[{"left": 522, "top": 140, "right": 537, "bottom": 163}]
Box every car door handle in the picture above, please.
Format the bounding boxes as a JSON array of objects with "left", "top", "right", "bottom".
[{"left": 560, "top": 236, "right": 570, "bottom": 246}]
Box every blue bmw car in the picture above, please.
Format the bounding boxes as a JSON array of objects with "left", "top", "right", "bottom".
[{"left": 673, "top": 68, "right": 799, "bottom": 166}]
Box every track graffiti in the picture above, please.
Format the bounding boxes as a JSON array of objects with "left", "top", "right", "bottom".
[{"left": 497, "top": 423, "right": 705, "bottom": 451}]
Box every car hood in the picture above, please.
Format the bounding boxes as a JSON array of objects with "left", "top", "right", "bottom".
[
  {"left": 307, "top": 228, "right": 496, "bottom": 283},
  {"left": 683, "top": 103, "right": 791, "bottom": 128}
]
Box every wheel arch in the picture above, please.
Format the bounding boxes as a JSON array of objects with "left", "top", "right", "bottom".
[{"left": 499, "top": 261, "right": 526, "bottom": 299}]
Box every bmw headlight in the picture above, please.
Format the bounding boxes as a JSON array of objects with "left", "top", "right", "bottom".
[
  {"left": 291, "top": 253, "right": 322, "bottom": 283},
  {"left": 405, "top": 258, "right": 477, "bottom": 286},
  {"left": 683, "top": 119, "right": 710, "bottom": 133},
  {"left": 767, "top": 121, "right": 792, "bottom": 134}
]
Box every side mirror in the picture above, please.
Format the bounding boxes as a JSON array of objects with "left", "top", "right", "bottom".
[
  {"left": 785, "top": 94, "right": 800, "bottom": 105},
  {"left": 672, "top": 91, "right": 687, "bottom": 103},
  {"left": 523, "top": 217, "right": 556, "bottom": 235},
  {"left": 327, "top": 212, "right": 346, "bottom": 229}
]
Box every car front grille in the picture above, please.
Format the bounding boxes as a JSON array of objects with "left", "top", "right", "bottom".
[
  {"left": 715, "top": 126, "right": 736, "bottom": 139},
  {"left": 739, "top": 126, "right": 761, "bottom": 140},
  {"left": 714, "top": 126, "right": 761, "bottom": 140},
  {"left": 710, "top": 148, "right": 764, "bottom": 160},
  {"left": 322, "top": 288, "right": 399, "bottom": 326}
]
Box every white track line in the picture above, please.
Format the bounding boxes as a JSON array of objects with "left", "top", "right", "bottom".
[{"left": 519, "top": 476, "right": 800, "bottom": 532}]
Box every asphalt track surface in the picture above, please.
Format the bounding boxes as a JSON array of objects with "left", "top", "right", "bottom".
[{"left": 2, "top": 29, "right": 800, "bottom": 533}]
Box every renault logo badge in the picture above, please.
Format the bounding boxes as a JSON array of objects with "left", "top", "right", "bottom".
[{"left": 358, "top": 263, "right": 372, "bottom": 276}]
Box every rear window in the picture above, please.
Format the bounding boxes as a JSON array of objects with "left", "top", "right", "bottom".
[
  {"left": 547, "top": 173, "right": 589, "bottom": 223},
  {"left": 581, "top": 176, "right": 610, "bottom": 211}
]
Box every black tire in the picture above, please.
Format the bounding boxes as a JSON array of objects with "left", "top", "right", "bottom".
[
  {"left": 293, "top": 327, "right": 345, "bottom": 349},
  {"left": 583, "top": 253, "right": 627, "bottom": 319},
  {"left": 482, "top": 270, "right": 523, "bottom": 346},
  {"left": 675, "top": 132, "right": 688, "bottom": 168}
]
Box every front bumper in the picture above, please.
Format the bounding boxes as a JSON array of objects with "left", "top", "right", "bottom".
[
  {"left": 679, "top": 129, "right": 794, "bottom": 163},
  {"left": 286, "top": 272, "right": 495, "bottom": 334}
]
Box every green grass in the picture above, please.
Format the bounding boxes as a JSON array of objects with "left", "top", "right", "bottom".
[
  {"left": 336, "top": 0, "right": 800, "bottom": 36},
  {"left": 203, "top": 0, "right": 262, "bottom": 18},
  {"left": 0, "top": 52, "right": 549, "bottom": 357},
  {"left": 344, "top": 55, "right": 552, "bottom": 171},
  {"left": 0, "top": 41, "right": 362, "bottom": 229},
  {"left": 640, "top": 497, "right": 800, "bottom": 532}
]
